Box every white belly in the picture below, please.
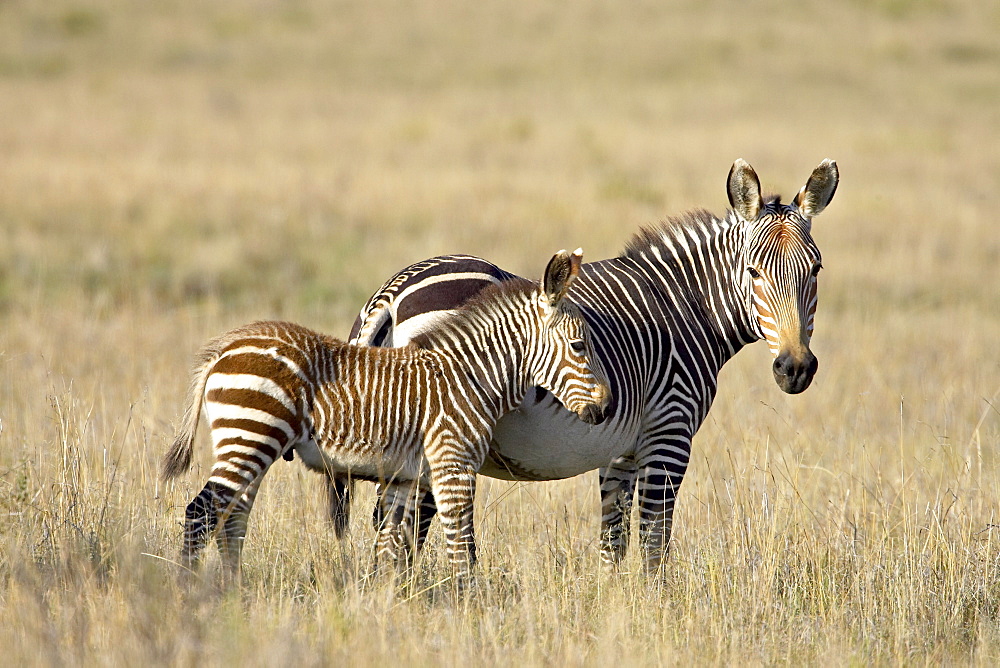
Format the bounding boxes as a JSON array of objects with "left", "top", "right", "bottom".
[
  {"left": 481, "top": 389, "right": 638, "bottom": 481},
  {"left": 294, "top": 437, "right": 428, "bottom": 484}
]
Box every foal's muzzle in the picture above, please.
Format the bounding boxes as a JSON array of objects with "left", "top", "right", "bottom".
[
  {"left": 579, "top": 403, "right": 608, "bottom": 425},
  {"left": 577, "top": 384, "right": 611, "bottom": 425}
]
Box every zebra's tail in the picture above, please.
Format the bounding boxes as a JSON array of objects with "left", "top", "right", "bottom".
[
  {"left": 348, "top": 296, "right": 393, "bottom": 347},
  {"left": 161, "top": 332, "right": 232, "bottom": 481}
]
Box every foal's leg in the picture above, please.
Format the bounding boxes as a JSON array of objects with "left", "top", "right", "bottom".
[
  {"left": 400, "top": 488, "right": 437, "bottom": 556},
  {"left": 428, "top": 448, "right": 480, "bottom": 589},
  {"left": 181, "top": 480, "right": 226, "bottom": 571},
  {"left": 179, "top": 474, "right": 262, "bottom": 584},
  {"left": 180, "top": 437, "right": 282, "bottom": 582},
  {"left": 377, "top": 485, "right": 437, "bottom": 548},
  {"left": 374, "top": 481, "right": 416, "bottom": 571},
  {"left": 216, "top": 477, "right": 264, "bottom": 583}
]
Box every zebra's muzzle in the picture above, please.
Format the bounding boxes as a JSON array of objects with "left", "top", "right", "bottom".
[
  {"left": 578, "top": 403, "right": 608, "bottom": 425},
  {"left": 577, "top": 385, "right": 611, "bottom": 425},
  {"left": 773, "top": 350, "right": 818, "bottom": 394}
]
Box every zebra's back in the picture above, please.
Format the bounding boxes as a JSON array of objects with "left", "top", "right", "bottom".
[
  {"left": 350, "top": 254, "right": 517, "bottom": 346},
  {"left": 205, "top": 321, "right": 442, "bottom": 483}
]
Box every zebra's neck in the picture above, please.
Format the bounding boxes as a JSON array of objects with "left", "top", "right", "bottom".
[{"left": 620, "top": 209, "right": 760, "bottom": 364}]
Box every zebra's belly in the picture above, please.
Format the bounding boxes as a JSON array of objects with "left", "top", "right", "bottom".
[
  {"left": 481, "top": 391, "right": 637, "bottom": 481},
  {"left": 294, "top": 437, "right": 429, "bottom": 484}
]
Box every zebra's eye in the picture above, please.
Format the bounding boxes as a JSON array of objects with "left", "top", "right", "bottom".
[
  {"left": 747, "top": 266, "right": 762, "bottom": 280},
  {"left": 811, "top": 263, "right": 823, "bottom": 277},
  {"left": 570, "top": 340, "right": 586, "bottom": 354}
]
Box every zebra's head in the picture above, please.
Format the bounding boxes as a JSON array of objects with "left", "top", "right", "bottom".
[
  {"left": 728, "top": 159, "right": 839, "bottom": 395},
  {"left": 534, "top": 249, "right": 612, "bottom": 424}
]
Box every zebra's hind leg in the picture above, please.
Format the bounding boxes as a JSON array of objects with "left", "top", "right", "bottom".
[
  {"left": 598, "top": 457, "right": 636, "bottom": 572},
  {"left": 181, "top": 480, "right": 245, "bottom": 571},
  {"left": 215, "top": 478, "right": 264, "bottom": 584},
  {"left": 181, "top": 480, "right": 225, "bottom": 572}
]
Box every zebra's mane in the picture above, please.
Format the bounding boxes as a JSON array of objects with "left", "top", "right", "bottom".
[
  {"left": 410, "top": 277, "right": 538, "bottom": 349},
  {"left": 620, "top": 195, "right": 782, "bottom": 261}
]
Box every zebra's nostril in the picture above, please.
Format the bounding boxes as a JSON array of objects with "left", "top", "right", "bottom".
[
  {"left": 596, "top": 405, "right": 609, "bottom": 424},
  {"left": 773, "top": 356, "right": 791, "bottom": 376}
]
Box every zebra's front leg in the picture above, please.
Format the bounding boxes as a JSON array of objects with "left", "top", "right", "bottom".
[
  {"left": 598, "top": 457, "right": 636, "bottom": 571},
  {"left": 428, "top": 462, "right": 478, "bottom": 590},
  {"left": 635, "top": 442, "right": 690, "bottom": 576}
]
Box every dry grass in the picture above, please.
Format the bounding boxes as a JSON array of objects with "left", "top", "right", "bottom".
[{"left": 1, "top": 0, "right": 999, "bottom": 664}]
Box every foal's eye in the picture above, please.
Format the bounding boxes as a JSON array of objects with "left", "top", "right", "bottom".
[
  {"left": 570, "top": 340, "right": 586, "bottom": 354},
  {"left": 811, "top": 263, "right": 823, "bottom": 276},
  {"left": 747, "top": 266, "right": 762, "bottom": 279}
]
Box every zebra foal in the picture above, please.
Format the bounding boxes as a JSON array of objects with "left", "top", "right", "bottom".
[{"left": 162, "top": 249, "right": 611, "bottom": 586}]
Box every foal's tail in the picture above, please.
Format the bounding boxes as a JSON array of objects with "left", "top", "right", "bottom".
[{"left": 161, "top": 331, "right": 237, "bottom": 481}]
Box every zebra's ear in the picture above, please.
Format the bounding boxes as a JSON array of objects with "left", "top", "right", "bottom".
[
  {"left": 727, "top": 159, "right": 762, "bottom": 222},
  {"left": 542, "top": 248, "right": 582, "bottom": 307},
  {"left": 793, "top": 159, "right": 839, "bottom": 218}
]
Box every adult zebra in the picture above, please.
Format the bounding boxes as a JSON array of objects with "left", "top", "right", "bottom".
[
  {"left": 162, "top": 249, "right": 610, "bottom": 585},
  {"left": 343, "top": 159, "right": 839, "bottom": 574}
]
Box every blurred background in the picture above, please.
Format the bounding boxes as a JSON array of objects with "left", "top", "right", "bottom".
[
  {"left": 1, "top": 1, "right": 998, "bottom": 661},
  {"left": 3, "top": 1, "right": 996, "bottom": 316}
]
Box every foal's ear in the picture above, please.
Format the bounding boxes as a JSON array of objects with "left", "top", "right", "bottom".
[
  {"left": 793, "top": 159, "right": 839, "bottom": 218},
  {"left": 727, "top": 158, "right": 763, "bottom": 222},
  {"left": 542, "top": 248, "right": 582, "bottom": 307}
]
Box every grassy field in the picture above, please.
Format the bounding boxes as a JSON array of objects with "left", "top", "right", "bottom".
[{"left": 1, "top": 0, "right": 999, "bottom": 664}]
